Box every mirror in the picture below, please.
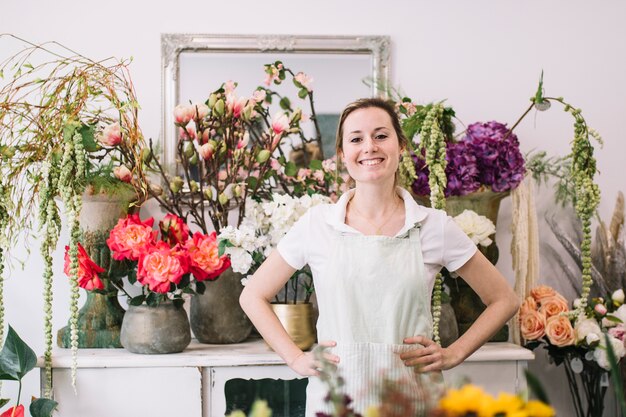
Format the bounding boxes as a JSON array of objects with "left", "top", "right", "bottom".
[{"left": 161, "top": 34, "right": 390, "bottom": 171}]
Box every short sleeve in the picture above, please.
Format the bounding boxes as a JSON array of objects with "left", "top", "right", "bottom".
[
  {"left": 276, "top": 209, "right": 311, "bottom": 270},
  {"left": 441, "top": 216, "right": 478, "bottom": 272}
]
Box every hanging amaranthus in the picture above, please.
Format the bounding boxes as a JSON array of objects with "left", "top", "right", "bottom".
[{"left": 417, "top": 103, "right": 448, "bottom": 344}]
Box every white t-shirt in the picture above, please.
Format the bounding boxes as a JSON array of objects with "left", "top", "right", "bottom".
[{"left": 277, "top": 187, "right": 477, "bottom": 297}]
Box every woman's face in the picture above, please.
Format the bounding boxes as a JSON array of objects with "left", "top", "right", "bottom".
[{"left": 340, "top": 107, "right": 402, "bottom": 186}]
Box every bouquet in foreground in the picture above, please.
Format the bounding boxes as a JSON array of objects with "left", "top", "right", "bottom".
[{"left": 520, "top": 285, "right": 626, "bottom": 417}]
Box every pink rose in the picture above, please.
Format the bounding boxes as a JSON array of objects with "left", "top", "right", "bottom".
[
  {"left": 520, "top": 310, "right": 546, "bottom": 341},
  {"left": 538, "top": 294, "right": 570, "bottom": 319},
  {"left": 98, "top": 123, "right": 122, "bottom": 147},
  {"left": 113, "top": 165, "right": 132, "bottom": 183},
  {"left": 594, "top": 303, "right": 608, "bottom": 316},
  {"left": 608, "top": 325, "right": 626, "bottom": 342},
  {"left": 159, "top": 213, "right": 190, "bottom": 247},
  {"left": 185, "top": 231, "right": 230, "bottom": 282},
  {"left": 530, "top": 285, "right": 558, "bottom": 304},
  {"left": 138, "top": 241, "right": 189, "bottom": 293},
  {"left": 107, "top": 214, "right": 157, "bottom": 261},
  {"left": 173, "top": 104, "right": 194, "bottom": 125},
  {"left": 545, "top": 315, "right": 576, "bottom": 347},
  {"left": 64, "top": 243, "right": 105, "bottom": 291}
]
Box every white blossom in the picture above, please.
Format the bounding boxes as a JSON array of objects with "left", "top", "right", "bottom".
[
  {"left": 453, "top": 209, "right": 496, "bottom": 247},
  {"left": 593, "top": 334, "right": 626, "bottom": 370},
  {"left": 575, "top": 316, "right": 602, "bottom": 343}
]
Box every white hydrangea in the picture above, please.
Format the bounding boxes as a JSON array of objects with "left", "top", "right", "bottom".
[
  {"left": 593, "top": 334, "right": 626, "bottom": 370},
  {"left": 575, "top": 316, "right": 603, "bottom": 343},
  {"left": 453, "top": 209, "right": 496, "bottom": 247},
  {"left": 224, "top": 247, "right": 254, "bottom": 274}
]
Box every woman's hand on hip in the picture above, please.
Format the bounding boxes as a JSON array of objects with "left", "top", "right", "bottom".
[
  {"left": 287, "top": 340, "right": 339, "bottom": 377},
  {"left": 400, "top": 335, "right": 459, "bottom": 372}
]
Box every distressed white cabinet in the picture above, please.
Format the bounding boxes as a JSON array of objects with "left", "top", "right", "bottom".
[{"left": 39, "top": 340, "right": 534, "bottom": 417}]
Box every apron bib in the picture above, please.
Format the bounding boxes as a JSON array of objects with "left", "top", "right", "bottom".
[{"left": 306, "top": 226, "right": 444, "bottom": 416}]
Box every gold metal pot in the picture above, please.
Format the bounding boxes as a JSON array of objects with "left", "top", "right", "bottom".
[{"left": 270, "top": 302, "right": 316, "bottom": 351}]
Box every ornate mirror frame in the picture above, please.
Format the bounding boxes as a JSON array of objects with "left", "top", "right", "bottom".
[{"left": 160, "top": 34, "right": 391, "bottom": 172}]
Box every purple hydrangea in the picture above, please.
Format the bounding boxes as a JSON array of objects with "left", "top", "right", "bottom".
[
  {"left": 463, "top": 121, "right": 526, "bottom": 193},
  {"left": 411, "top": 142, "right": 480, "bottom": 197},
  {"left": 412, "top": 121, "right": 525, "bottom": 196}
]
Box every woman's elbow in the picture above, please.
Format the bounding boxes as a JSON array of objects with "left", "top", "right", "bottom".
[{"left": 506, "top": 290, "right": 521, "bottom": 319}]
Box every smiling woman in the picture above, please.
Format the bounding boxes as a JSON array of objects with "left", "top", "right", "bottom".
[{"left": 240, "top": 97, "right": 520, "bottom": 416}]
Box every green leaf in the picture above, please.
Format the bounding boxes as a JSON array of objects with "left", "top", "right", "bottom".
[
  {"left": 128, "top": 268, "right": 137, "bottom": 285},
  {"left": 534, "top": 70, "right": 545, "bottom": 104},
  {"left": 178, "top": 274, "right": 190, "bottom": 288},
  {"left": 146, "top": 292, "right": 158, "bottom": 307},
  {"left": 172, "top": 298, "right": 184, "bottom": 309},
  {"left": 279, "top": 97, "right": 291, "bottom": 111},
  {"left": 0, "top": 326, "right": 37, "bottom": 381},
  {"left": 605, "top": 334, "right": 626, "bottom": 415},
  {"left": 309, "top": 159, "right": 323, "bottom": 170},
  {"left": 129, "top": 295, "right": 145, "bottom": 306},
  {"left": 298, "top": 88, "right": 308, "bottom": 99},
  {"left": 79, "top": 124, "right": 98, "bottom": 153},
  {"left": 0, "top": 398, "right": 9, "bottom": 408},
  {"left": 218, "top": 239, "right": 233, "bottom": 257},
  {"left": 30, "top": 398, "right": 58, "bottom": 417},
  {"left": 246, "top": 176, "right": 258, "bottom": 190},
  {"left": 604, "top": 314, "right": 623, "bottom": 324},
  {"left": 524, "top": 369, "right": 550, "bottom": 405},
  {"left": 195, "top": 282, "right": 206, "bottom": 295},
  {"left": 285, "top": 161, "right": 297, "bottom": 177}
]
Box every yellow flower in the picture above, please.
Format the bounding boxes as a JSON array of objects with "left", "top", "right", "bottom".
[
  {"left": 524, "top": 400, "right": 556, "bottom": 417},
  {"left": 250, "top": 400, "right": 272, "bottom": 417},
  {"left": 364, "top": 405, "right": 380, "bottom": 417},
  {"left": 479, "top": 392, "right": 524, "bottom": 417},
  {"left": 439, "top": 385, "right": 491, "bottom": 415}
]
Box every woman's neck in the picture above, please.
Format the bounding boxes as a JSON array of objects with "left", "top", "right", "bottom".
[{"left": 349, "top": 182, "right": 401, "bottom": 219}]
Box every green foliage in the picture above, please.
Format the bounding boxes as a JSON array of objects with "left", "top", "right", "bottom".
[
  {"left": 524, "top": 369, "right": 551, "bottom": 405},
  {"left": 604, "top": 334, "right": 626, "bottom": 415},
  {"left": 0, "top": 326, "right": 36, "bottom": 381},
  {"left": 29, "top": 398, "right": 58, "bottom": 417}
]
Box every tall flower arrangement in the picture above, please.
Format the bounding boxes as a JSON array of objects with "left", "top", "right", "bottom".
[
  {"left": 144, "top": 62, "right": 327, "bottom": 235},
  {"left": 0, "top": 35, "right": 148, "bottom": 394}
]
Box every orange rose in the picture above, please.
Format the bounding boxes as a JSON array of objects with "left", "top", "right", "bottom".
[
  {"left": 137, "top": 241, "right": 190, "bottom": 293},
  {"left": 530, "top": 285, "right": 557, "bottom": 303},
  {"left": 185, "top": 231, "right": 230, "bottom": 282},
  {"left": 520, "top": 296, "right": 538, "bottom": 316},
  {"left": 520, "top": 310, "right": 546, "bottom": 341},
  {"left": 545, "top": 315, "right": 576, "bottom": 347},
  {"left": 538, "top": 294, "right": 570, "bottom": 319},
  {"left": 107, "top": 214, "right": 157, "bottom": 261}
]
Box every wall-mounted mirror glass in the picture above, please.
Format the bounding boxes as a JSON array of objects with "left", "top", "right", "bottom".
[{"left": 161, "top": 34, "right": 390, "bottom": 172}]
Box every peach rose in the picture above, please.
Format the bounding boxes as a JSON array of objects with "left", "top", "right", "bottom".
[
  {"left": 545, "top": 315, "right": 576, "bottom": 347},
  {"left": 185, "top": 231, "right": 230, "bottom": 282},
  {"left": 520, "top": 296, "right": 538, "bottom": 316},
  {"left": 520, "top": 310, "right": 546, "bottom": 341},
  {"left": 538, "top": 294, "right": 570, "bottom": 319},
  {"left": 530, "top": 285, "right": 557, "bottom": 303},
  {"left": 137, "top": 241, "right": 190, "bottom": 293},
  {"left": 107, "top": 214, "right": 157, "bottom": 261}
]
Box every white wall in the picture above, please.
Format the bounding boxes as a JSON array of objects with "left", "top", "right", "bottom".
[{"left": 1, "top": 0, "right": 625, "bottom": 414}]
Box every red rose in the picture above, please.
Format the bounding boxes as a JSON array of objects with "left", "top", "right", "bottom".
[
  {"left": 185, "top": 231, "right": 230, "bottom": 282},
  {"left": 159, "top": 213, "right": 190, "bottom": 247},
  {"left": 107, "top": 214, "right": 157, "bottom": 261}
]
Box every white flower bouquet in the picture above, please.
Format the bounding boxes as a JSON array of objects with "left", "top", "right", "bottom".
[{"left": 218, "top": 193, "right": 330, "bottom": 303}]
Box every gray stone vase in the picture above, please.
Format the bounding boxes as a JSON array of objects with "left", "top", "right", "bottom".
[
  {"left": 120, "top": 302, "right": 191, "bottom": 354},
  {"left": 190, "top": 267, "right": 252, "bottom": 344}
]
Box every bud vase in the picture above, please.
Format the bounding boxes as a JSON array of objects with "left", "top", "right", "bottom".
[
  {"left": 57, "top": 186, "right": 136, "bottom": 348},
  {"left": 415, "top": 189, "right": 509, "bottom": 342},
  {"left": 190, "top": 267, "right": 252, "bottom": 344},
  {"left": 120, "top": 301, "right": 191, "bottom": 354}
]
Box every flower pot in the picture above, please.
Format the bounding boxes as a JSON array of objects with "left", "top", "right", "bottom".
[
  {"left": 120, "top": 302, "right": 191, "bottom": 354},
  {"left": 439, "top": 302, "right": 458, "bottom": 348},
  {"left": 416, "top": 189, "right": 510, "bottom": 342},
  {"left": 57, "top": 186, "right": 137, "bottom": 348},
  {"left": 270, "top": 302, "right": 316, "bottom": 351},
  {"left": 190, "top": 267, "right": 252, "bottom": 344}
]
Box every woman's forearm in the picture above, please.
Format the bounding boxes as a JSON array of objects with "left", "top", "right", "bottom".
[{"left": 239, "top": 288, "right": 304, "bottom": 365}]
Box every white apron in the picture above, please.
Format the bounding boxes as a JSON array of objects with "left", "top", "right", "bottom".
[{"left": 305, "top": 225, "right": 444, "bottom": 416}]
